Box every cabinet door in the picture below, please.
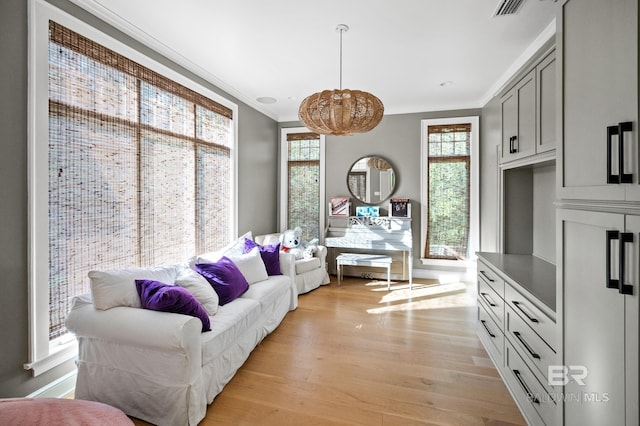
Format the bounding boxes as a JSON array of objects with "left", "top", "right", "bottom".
[
  {"left": 501, "top": 89, "right": 518, "bottom": 163},
  {"left": 514, "top": 70, "right": 536, "bottom": 159},
  {"left": 559, "top": 209, "right": 630, "bottom": 425},
  {"left": 558, "top": 0, "right": 637, "bottom": 201},
  {"left": 536, "top": 51, "right": 555, "bottom": 154},
  {"left": 501, "top": 70, "right": 537, "bottom": 163}
]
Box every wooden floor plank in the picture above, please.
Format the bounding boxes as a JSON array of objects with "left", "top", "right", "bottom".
[{"left": 132, "top": 277, "right": 525, "bottom": 425}]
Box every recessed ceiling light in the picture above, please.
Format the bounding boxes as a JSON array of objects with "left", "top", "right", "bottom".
[
  {"left": 287, "top": 96, "right": 298, "bottom": 100},
  {"left": 257, "top": 96, "right": 277, "bottom": 104},
  {"left": 440, "top": 81, "right": 454, "bottom": 87}
]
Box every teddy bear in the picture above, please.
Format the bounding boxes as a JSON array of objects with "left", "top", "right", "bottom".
[{"left": 279, "top": 226, "right": 319, "bottom": 260}]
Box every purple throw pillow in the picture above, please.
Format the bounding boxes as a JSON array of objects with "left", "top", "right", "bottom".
[
  {"left": 243, "top": 238, "right": 282, "bottom": 276},
  {"left": 135, "top": 279, "right": 210, "bottom": 332},
  {"left": 194, "top": 256, "right": 250, "bottom": 305}
]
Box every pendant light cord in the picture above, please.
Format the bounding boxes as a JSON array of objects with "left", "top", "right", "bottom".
[{"left": 339, "top": 27, "right": 343, "bottom": 90}]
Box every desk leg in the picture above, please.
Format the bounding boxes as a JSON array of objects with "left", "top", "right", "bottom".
[
  {"left": 387, "top": 264, "right": 391, "bottom": 291},
  {"left": 337, "top": 262, "right": 341, "bottom": 286},
  {"left": 409, "top": 251, "right": 413, "bottom": 291}
]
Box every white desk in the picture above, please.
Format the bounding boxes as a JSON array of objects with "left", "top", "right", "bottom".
[
  {"left": 336, "top": 253, "right": 393, "bottom": 290},
  {"left": 325, "top": 216, "right": 412, "bottom": 288}
]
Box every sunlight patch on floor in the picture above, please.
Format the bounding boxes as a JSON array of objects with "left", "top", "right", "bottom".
[{"left": 365, "top": 281, "right": 476, "bottom": 314}]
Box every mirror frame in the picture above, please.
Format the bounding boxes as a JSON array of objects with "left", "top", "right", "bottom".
[{"left": 346, "top": 155, "right": 396, "bottom": 204}]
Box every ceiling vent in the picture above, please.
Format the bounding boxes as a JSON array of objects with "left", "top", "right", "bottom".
[{"left": 493, "top": 0, "right": 527, "bottom": 16}]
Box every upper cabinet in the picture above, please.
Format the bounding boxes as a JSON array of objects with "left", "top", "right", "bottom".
[
  {"left": 557, "top": 0, "right": 638, "bottom": 201},
  {"left": 501, "top": 50, "right": 556, "bottom": 165}
]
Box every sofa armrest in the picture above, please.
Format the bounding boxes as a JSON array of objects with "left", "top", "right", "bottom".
[
  {"left": 315, "top": 245, "right": 327, "bottom": 265},
  {"left": 279, "top": 250, "right": 296, "bottom": 281},
  {"left": 65, "top": 295, "right": 203, "bottom": 355}
]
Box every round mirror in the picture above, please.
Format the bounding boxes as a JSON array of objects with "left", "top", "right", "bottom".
[{"left": 346, "top": 156, "right": 396, "bottom": 204}]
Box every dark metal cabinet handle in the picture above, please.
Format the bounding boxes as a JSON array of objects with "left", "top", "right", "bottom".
[
  {"left": 513, "top": 369, "right": 540, "bottom": 404},
  {"left": 479, "top": 270, "right": 494, "bottom": 282},
  {"left": 606, "top": 230, "right": 634, "bottom": 295},
  {"left": 480, "top": 320, "right": 496, "bottom": 338},
  {"left": 512, "top": 301, "right": 538, "bottom": 323},
  {"left": 480, "top": 292, "right": 497, "bottom": 307},
  {"left": 618, "top": 122, "right": 633, "bottom": 183},
  {"left": 607, "top": 125, "right": 620, "bottom": 183},
  {"left": 619, "top": 232, "right": 633, "bottom": 295},
  {"left": 513, "top": 331, "right": 540, "bottom": 359},
  {"left": 512, "top": 135, "right": 518, "bottom": 153},
  {"left": 606, "top": 230, "right": 620, "bottom": 289},
  {"left": 607, "top": 122, "right": 633, "bottom": 184}
]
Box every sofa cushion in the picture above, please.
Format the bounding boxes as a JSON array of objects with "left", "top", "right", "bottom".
[
  {"left": 295, "top": 257, "right": 321, "bottom": 274},
  {"left": 243, "top": 238, "right": 282, "bottom": 276},
  {"left": 200, "top": 297, "right": 261, "bottom": 363},
  {"left": 240, "top": 275, "right": 291, "bottom": 309},
  {"left": 175, "top": 268, "right": 219, "bottom": 315},
  {"left": 89, "top": 265, "right": 183, "bottom": 310},
  {"left": 135, "top": 279, "right": 211, "bottom": 332},
  {"left": 226, "top": 247, "right": 269, "bottom": 284},
  {"left": 195, "top": 257, "right": 249, "bottom": 305}
]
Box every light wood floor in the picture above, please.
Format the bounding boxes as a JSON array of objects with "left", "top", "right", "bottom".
[{"left": 133, "top": 276, "right": 525, "bottom": 426}]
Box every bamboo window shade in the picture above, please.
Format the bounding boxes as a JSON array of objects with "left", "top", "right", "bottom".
[
  {"left": 286, "top": 133, "right": 321, "bottom": 242},
  {"left": 47, "top": 21, "right": 233, "bottom": 340},
  {"left": 425, "top": 124, "right": 471, "bottom": 260}
]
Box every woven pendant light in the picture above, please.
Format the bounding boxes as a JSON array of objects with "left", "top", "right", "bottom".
[{"left": 299, "top": 24, "right": 384, "bottom": 136}]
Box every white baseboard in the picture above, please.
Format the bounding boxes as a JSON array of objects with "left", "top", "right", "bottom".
[
  {"left": 27, "top": 370, "right": 77, "bottom": 399},
  {"left": 412, "top": 267, "right": 476, "bottom": 283}
]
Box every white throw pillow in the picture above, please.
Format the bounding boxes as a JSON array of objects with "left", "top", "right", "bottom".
[
  {"left": 188, "top": 231, "right": 252, "bottom": 268},
  {"left": 226, "top": 247, "right": 268, "bottom": 284},
  {"left": 89, "top": 264, "right": 183, "bottom": 310},
  {"left": 175, "top": 268, "right": 219, "bottom": 315}
]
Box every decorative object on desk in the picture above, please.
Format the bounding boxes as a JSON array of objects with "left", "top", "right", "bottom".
[
  {"left": 355, "top": 206, "right": 380, "bottom": 217},
  {"left": 298, "top": 24, "right": 383, "bottom": 136},
  {"left": 390, "top": 198, "right": 410, "bottom": 217},
  {"left": 330, "top": 197, "right": 350, "bottom": 216},
  {"left": 349, "top": 216, "right": 391, "bottom": 228},
  {"left": 347, "top": 155, "right": 396, "bottom": 204}
]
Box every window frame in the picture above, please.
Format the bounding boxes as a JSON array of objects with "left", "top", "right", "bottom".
[
  {"left": 279, "top": 127, "right": 326, "bottom": 242},
  {"left": 26, "top": 0, "right": 238, "bottom": 376},
  {"left": 420, "top": 116, "right": 479, "bottom": 267}
]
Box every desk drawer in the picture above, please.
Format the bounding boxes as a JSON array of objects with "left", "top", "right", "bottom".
[
  {"left": 477, "top": 260, "right": 504, "bottom": 298},
  {"left": 506, "top": 305, "right": 556, "bottom": 380},
  {"left": 505, "top": 284, "right": 556, "bottom": 350},
  {"left": 505, "top": 341, "right": 557, "bottom": 426},
  {"left": 478, "top": 276, "right": 504, "bottom": 326},
  {"left": 478, "top": 302, "right": 504, "bottom": 364}
]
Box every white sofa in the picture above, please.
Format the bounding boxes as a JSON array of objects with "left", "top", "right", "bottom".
[
  {"left": 254, "top": 233, "right": 330, "bottom": 294},
  {"left": 65, "top": 245, "right": 299, "bottom": 426}
]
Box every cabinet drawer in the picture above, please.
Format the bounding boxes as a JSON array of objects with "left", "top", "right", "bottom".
[
  {"left": 478, "top": 276, "right": 504, "bottom": 326},
  {"left": 505, "top": 284, "right": 556, "bottom": 350},
  {"left": 506, "top": 305, "right": 556, "bottom": 381},
  {"left": 477, "top": 260, "right": 504, "bottom": 298},
  {"left": 505, "top": 342, "right": 557, "bottom": 426},
  {"left": 478, "top": 303, "right": 504, "bottom": 365}
]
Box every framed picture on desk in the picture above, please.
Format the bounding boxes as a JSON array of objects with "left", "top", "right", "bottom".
[{"left": 329, "top": 197, "right": 350, "bottom": 216}]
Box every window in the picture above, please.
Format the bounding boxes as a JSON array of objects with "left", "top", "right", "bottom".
[
  {"left": 420, "top": 117, "right": 479, "bottom": 265},
  {"left": 27, "top": 3, "right": 237, "bottom": 375},
  {"left": 280, "top": 128, "right": 325, "bottom": 243}
]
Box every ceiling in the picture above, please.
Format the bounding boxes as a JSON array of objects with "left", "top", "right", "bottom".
[{"left": 72, "top": 0, "right": 557, "bottom": 122}]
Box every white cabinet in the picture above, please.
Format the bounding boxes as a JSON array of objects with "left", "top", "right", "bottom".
[
  {"left": 557, "top": 0, "right": 639, "bottom": 424},
  {"left": 557, "top": 0, "right": 638, "bottom": 201},
  {"left": 476, "top": 253, "right": 558, "bottom": 426},
  {"left": 501, "top": 70, "right": 537, "bottom": 162},
  {"left": 501, "top": 50, "right": 556, "bottom": 165},
  {"left": 558, "top": 209, "right": 639, "bottom": 425}
]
